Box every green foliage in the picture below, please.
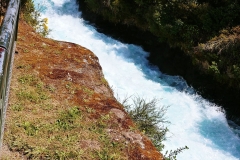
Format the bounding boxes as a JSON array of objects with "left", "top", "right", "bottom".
[
  {"left": 82, "top": 0, "right": 240, "bottom": 49},
  {"left": 21, "top": 121, "right": 39, "bottom": 136},
  {"left": 82, "top": 0, "right": 240, "bottom": 91},
  {"left": 16, "top": 89, "right": 49, "bottom": 103},
  {"left": 21, "top": 0, "right": 50, "bottom": 36},
  {"left": 56, "top": 106, "right": 82, "bottom": 130},
  {"left": 11, "top": 103, "right": 24, "bottom": 111},
  {"left": 95, "top": 133, "right": 122, "bottom": 160},
  {"left": 120, "top": 96, "right": 188, "bottom": 159},
  {"left": 21, "top": 0, "right": 35, "bottom": 24},
  {"left": 209, "top": 61, "right": 220, "bottom": 74},
  {"left": 16, "top": 74, "right": 49, "bottom": 103},
  {"left": 232, "top": 65, "right": 240, "bottom": 78},
  {"left": 18, "top": 74, "right": 37, "bottom": 85},
  {"left": 121, "top": 96, "right": 166, "bottom": 151},
  {"left": 194, "top": 25, "right": 240, "bottom": 88},
  {"left": 125, "top": 97, "right": 168, "bottom": 151},
  {"left": 164, "top": 146, "right": 189, "bottom": 160}
]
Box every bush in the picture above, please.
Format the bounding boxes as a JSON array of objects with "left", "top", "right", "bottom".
[
  {"left": 120, "top": 96, "right": 188, "bottom": 159},
  {"left": 21, "top": 0, "right": 49, "bottom": 37},
  {"left": 122, "top": 96, "right": 168, "bottom": 151}
]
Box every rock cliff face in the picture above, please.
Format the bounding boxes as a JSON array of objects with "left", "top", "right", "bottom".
[{"left": 0, "top": 20, "right": 163, "bottom": 159}]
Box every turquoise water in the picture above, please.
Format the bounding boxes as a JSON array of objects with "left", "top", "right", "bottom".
[{"left": 34, "top": 0, "right": 240, "bottom": 159}]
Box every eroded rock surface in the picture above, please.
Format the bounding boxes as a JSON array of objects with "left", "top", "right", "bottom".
[{"left": 2, "top": 20, "right": 163, "bottom": 160}]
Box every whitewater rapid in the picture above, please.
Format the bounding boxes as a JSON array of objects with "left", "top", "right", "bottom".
[{"left": 34, "top": 0, "right": 240, "bottom": 159}]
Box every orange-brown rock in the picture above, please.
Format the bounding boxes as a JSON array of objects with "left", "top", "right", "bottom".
[{"left": 1, "top": 20, "right": 163, "bottom": 159}]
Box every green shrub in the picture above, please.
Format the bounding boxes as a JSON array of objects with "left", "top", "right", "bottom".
[
  {"left": 164, "top": 146, "right": 189, "bottom": 160},
  {"left": 120, "top": 96, "right": 188, "bottom": 159},
  {"left": 123, "top": 97, "right": 168, "bottom": 151},
  {"left": 21, "top": 0, "right": 50, "bottom": 37}
]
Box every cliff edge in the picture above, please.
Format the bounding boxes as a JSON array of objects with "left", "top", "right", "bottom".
[{"left": 0, "top": 20, "right": 163, "bottom": 159}]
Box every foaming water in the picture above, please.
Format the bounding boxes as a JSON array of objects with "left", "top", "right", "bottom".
[{"left": 34, "top": 0, "right": 240, "bottom": 159}]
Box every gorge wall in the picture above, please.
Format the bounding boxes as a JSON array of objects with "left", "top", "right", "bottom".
[
  {"left": 77, "top": 0, "right": 240, "bottom": 123},
  {"left": 1, "top": 20, "right": 163, "bottom": 159}
]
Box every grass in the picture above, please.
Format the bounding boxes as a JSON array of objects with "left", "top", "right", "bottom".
[
  {"left": 3, "top": 45, "right": 128, "bottom": 159},
  {"left": 16, "top": 74, "right": 49, "bottom": 103},
  {"left": 1, "top": 5, "right": 164, "bottom": 158}
]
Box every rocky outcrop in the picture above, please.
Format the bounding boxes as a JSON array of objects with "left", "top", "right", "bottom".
[
  {"left": 77, "top": 0, "right": 240, "bottom": 124},
  {"left": 1, "top": 20, "right": 163, "bottom": 159}
]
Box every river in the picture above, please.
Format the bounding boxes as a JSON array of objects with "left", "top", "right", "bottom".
[{"left": 34, "top": 0, "right": 240, "bottom": 159}]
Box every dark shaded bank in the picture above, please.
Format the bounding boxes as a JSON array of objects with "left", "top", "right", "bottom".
[{"left": 76, "top": 1, "right": 240, "bottom": 124}]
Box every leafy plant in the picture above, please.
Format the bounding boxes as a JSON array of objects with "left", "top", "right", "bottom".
[
  {"left": 209, "top": 61, "right": 220, "bottom": 74},
  {"left": 21, "top": 0, "right": 50, "bottom": 36},
  {"left": 164, "top": 146, "right": 189, "bottom": 160},
  {"left": 56, "top": 106, "right": 82, "bottom": 130},
  {"left": 121, "top": 96, "right": 168, "bottom": 151},
  {"left": 21, "top": 121, "right": 39, "bottom": 136},
  {"left": 120, "top": 96, "right": 188, "bottom": 159}
]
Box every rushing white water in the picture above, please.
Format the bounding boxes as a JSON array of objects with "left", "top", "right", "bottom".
[{"left": 34, "top": 0, "right": 240, "bottom": 159}]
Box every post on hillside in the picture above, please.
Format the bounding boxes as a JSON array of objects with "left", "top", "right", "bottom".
[{"left": 0, "top": 0, "right": 20, "bottom": 148}]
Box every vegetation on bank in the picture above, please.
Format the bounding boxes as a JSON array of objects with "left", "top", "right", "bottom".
[
  {"left": 3, "top": 19, "right": 131, "bottom": 159},
  {"left": 122, "top": 97, "right": 168, "bottom": 152},
  {"left": 78, "top": 0, "right": 240, "bottom": 119},
  {"left": 80, "top": 0, "right": 240, "bottom": 90},
  {"left": 21, "top": 0, "right": 49, "bottom": 36},
  {"left": 5, "top": 71, "right": 127, "bottom": 159},
  {"left": 80, "top": 0, "right": 240, "bottom": 47},
  {"left": 121, "top": 96, "right": 188, "bottom": 160},
  {"left": 2, "top": 0, "right": 177, "bottom": 159}
]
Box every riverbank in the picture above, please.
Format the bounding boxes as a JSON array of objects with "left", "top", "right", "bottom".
[
  {"left": 77, "top": 0, "right": 240, "bottom": 124},
  {"left": 1, "top": 19, "right": 163, "bottom": 159}
]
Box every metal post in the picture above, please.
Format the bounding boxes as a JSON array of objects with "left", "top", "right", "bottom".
[{"left": 0, "top": 0, "right": 20, "bottom": 148}]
